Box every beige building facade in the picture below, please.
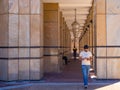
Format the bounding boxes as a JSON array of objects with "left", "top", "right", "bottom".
[{"left": 0, "top": 0, "right": 120, "bottom": 81}]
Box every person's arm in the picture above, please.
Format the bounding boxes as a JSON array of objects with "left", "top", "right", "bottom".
[
  {"left": 86, "top": 52, "right": 92, "bottom": 61},
  {"left": 79, "top": 56, "right": 82, "bottom": 61},
  {"left": 86, "top": 56, "right": 92, "bottom": 61},
  {"left": 79, "top": 52, "right": 83, "bottom": 61},
  {"left": 79, "top": 56, "right": 87, "bottom": 61},
  {"left": 79, "top": 51, "right": 87, "bottom": 61}
]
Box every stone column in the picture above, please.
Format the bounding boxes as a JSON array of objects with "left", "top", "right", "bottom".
[
  {"left": 95, "top": 0, "right": 120, "bottom": 79},
  {"left": 63, "top": 20, "right": 67, "bottom": 55},
  {"left": 59, "top": 12, "right": 71, "bottom": 66},
  {"left": 18, "top": 0, "right": 30, "bottom": 80},
  {"left": 95, "top": 0, "right": 107, "bottom": 79},
  {"left": 89, "top": 23, "right": 93, "bottom": 52},
  {"left": 75, "top": 38, "right": 79, "bottom": 53},
  {"left": 64, "top": 23, "right": 71, "bottom": 58},
  {"left": 83, "top": 30, "right": 88, "bottom": 45},
  {"left": 65, "top": 25, "right": 71, "bottom": 59},
  {"left": 62, "top": 18, "right": 68, "bottom": 56},
  {"left": 0, "top": 0, "right": 43, "bottom": 81},
  {"left": 79, "top": 31, "right": 85, "bottom": 51},
  {"left": 0, "top": 0, "right": 9, "bottom": 80},
  {"left": 30, "top": 0, "right": 43, "bottom": 80},
  {"left": 106, "top": 0, "right": 120, "bottom": 79},
  {"left": 59, "top": 12, "right": 64, "bottom": 68},
  {"left": 44, "top": 3, "right": 61, "bottom": 73}
]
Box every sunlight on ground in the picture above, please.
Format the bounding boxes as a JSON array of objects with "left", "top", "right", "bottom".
[
  {"left": 95, "top": 82, "right": 120, "bottom": 90},
  {"left": 91, "top": 75, "right": 97, "bottom": 78}
]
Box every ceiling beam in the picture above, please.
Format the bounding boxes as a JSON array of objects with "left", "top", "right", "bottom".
[
  {"left": 43, "top": 0, "right": 92, "bottom": 4},
  {"left": 59, "top": 4, "right": 92, "bottom": 8},
  {"left": 63, "top": 15, "right": 87, "bottom": 19}
]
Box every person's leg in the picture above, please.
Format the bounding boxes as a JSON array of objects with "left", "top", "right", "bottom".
[
  {"left": 85, "top": 65, "right": 90, "bottom": 85},
  {"left": 65, "top": 59, "right": 67, "bottom": 65},
  {"left": 86, "top": 65, "right": 90, "bottom": 76},
  {"left": 74, "top": 52, "right": 76, "bottom": 60},
  {"left": 82, "top": 65, "right": 88, "bottom": 86},
  {"left": 82, "top": 65, "right": 90, "bottom": 88}
]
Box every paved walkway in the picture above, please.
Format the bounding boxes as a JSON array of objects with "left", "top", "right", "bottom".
[
  {"left": 0, "top": 82, "right": 120, "bottom": 90},
  {"left": 0, "top": 59, "right": 120, "bottom": 90},
  {"left": 43, "top": 59, "right": 84, "bottom": 82},
  {"left": 43, "top": 59, "right": 96, "bottom": 82}
]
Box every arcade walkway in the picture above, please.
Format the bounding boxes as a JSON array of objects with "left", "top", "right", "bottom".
[
  {"left": 0, "top": 60, "right": 120, "bottom": 90},
  {"left": 1, "top": 0, "right": 120, "bottom": 82},
  {"left": 44, "top": 59, "right": 82, "bottom": 82},
  {"left": 43, "top": 59, "right": 91, "bottom": 82},
  {"left": 0, "top": 59, "right": 120, "bottom": 90}
]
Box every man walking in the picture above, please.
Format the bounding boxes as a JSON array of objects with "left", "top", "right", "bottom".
[{"left": 79, "top": 45, "right": 92, "bottom": 89}]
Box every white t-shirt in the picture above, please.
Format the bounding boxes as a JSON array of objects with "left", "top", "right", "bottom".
[{"left": 79, "top": 51, "right": 92, "bottom": 65}]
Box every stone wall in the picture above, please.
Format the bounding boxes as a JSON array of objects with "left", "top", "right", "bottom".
[
  {"left": 43, "top": 3, "right": 71, "bottom": 73},
  {"left": 0, "top": 0, "right": 43, "bottom": 81},
  {"left": 95, "top": 0, "right": 107, "bottom": 79},
  {"left": 43, "top": 3, "right": 60, "bottom": 73},
  {"left": 95, "top": 0, "right": 120, "bottom": 79},
  {"left": 0, "top": 0, "right": 9, "bottom": 80},
  {"left": 106, "top": 0, "right": 120, "bottom": 79}
]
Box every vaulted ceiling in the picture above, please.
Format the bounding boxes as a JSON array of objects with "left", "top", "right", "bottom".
[
  {"left": 43, "top": 0, "right": 93, "bottom": 38},
  {"left": 43, "top": 0, "right": 93, "bottom": 29}
]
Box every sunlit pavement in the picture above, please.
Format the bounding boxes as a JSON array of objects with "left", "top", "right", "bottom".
[{"left": 0, "top": 81, "right": 120, "bottom": 90}]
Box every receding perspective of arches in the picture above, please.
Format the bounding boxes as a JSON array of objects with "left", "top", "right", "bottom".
[{"left": 0, "top": 0, "right": 120, "bottom": 83}]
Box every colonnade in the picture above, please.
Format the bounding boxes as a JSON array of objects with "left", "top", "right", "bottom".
[{"left": 0, "top": 0, "right": 120, "bottom": 81}]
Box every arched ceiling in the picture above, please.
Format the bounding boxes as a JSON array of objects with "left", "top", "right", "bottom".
[
  {"left": 59, "top": 0, "right": 93, "bottom": 30},
  {"left": 43, "top": 0, "right": 93, "bottom": 38}
]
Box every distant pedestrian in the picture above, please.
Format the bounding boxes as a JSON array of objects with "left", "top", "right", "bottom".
[
  {"left": 62, "top": 56, "right": 68, "bottom": 65},
  {"left": 79, "top": 45, "right": 92, "bottom": 89},
  {"left": 73, "top": 47, "right": 77, "bottom": 60}
]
